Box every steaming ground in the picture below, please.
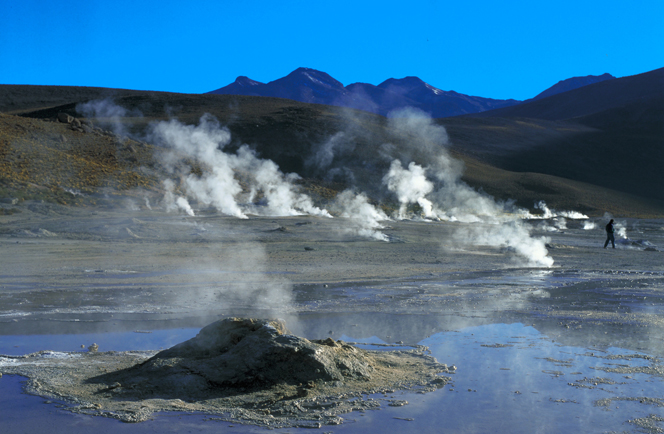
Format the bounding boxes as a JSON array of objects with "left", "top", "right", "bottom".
[
  {"left": 0, "top": 202, "right": 664, "bottom": 432},
  {"left": 1, "top": 204, "right": 663, "bottom": 431},
  {"left": 0, "top": 204, "right": 662, "bottom": 336},
  {"left": 144, "top": 109, "right": 555, "bottom": 266}
]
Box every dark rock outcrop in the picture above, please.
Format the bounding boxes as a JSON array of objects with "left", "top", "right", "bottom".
[{"left": 57, "top": 112, "right": 74, "bottom": 123}]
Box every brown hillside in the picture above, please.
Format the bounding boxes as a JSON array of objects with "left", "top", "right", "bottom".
[
  {"left": 0, "top": 113, "right": 160, "bottom": 206},
  {"left": 1, "top": 86, "right": 662, "bottom": 217}
]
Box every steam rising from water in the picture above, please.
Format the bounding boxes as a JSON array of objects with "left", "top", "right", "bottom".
[
  {"left": 526, "top": 201, "right": 589, "bottom": 220},
  {"left": 215, "top": 243, "right": 293, "bottom": 313},
  {"left": 307, "top": 132, "right": 356, "bottom": 178},
  {"left": 167, "top": 242, "right": 294, "bottom": 316},
  {"left": 614, "top": 221, "right": 628, "bottom": 239},
  {"left": 150, "top": 114, "right": 394, "bottom": 242},
  {"left": 583, "top": 221, "right": 597, "bottom": 230},
  {"left": 162, "top": 179, "right": 195, "bottom": 216}
]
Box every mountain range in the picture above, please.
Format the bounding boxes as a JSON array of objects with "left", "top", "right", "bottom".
[
  {"left": 208, "top": 67, "right": 616, "bottom": 118},
  {"left": 206, "top": 66, "right": 663, "bottom": 205}
]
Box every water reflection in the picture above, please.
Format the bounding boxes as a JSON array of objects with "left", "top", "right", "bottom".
[
  {"left": 335, "top": 323, "right": 663, "bottom": 433},
  {"left": 2, "top": 322, "right": 661, "bottom": 433},
  {"left": 412, "top": 323, "right": 664, "bottom": 433}
]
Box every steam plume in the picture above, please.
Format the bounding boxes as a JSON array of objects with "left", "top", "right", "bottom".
[
  {"left": 149, "top": 115, "right": 331, "bottom": 219},
  {"left": 76, "top": 98, "right": 142, "bottom": 138},
  {"left": 330, "top": 190, "right": 390, "bottom": 241},
  {"left": 583, "top": 221, "right": 597, "bottom": 230},
  {"left": 162, "top": 179, "right": 195, "bottom": 216},
  {"left": 168, "top": 242, "right": 294, "bottom": 316},
  {"left": 379, "top": 108, "right": 554, "bottom": 267},
  {"left": 521, "top": 201, "right": 589, "bottom": 220},
  {"left": 383, "top": 160, "right": 435, "bottom": 219}
]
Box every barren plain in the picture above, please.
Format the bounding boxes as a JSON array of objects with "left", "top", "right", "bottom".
[{"left": 1, "top": 202, "right": 663, "bottom": 432}]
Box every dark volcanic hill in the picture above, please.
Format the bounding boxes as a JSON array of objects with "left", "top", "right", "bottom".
[
  {"left": 448, "top": 68, "right": 664, "bottom": 202},
  {"left": 208, "top": 67, "right": 521, "bottom": 118},
  {"left": 352, "top": 76, "right": 520, "bottom": 118},
  {"left": 210, "top": 68, "right": 347, "bottom": 104},
  {"left": 473, "top": 67, "right": 664, "bottom": 120},
  {"left": 0, "top": 85, "right": 151, "bottom": 115},
  {"left": 532, "top": 73, "right": 615, "bottom": 100}
]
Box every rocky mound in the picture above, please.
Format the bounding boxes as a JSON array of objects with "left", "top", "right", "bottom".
[
  {"left": 0, "top": 318, "right": 452, "bottom": 427},
  {"left": 95, "top": 318, "right": 378, "bottom": 396}
]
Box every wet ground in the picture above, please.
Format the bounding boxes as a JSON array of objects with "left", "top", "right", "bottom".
[{"left": 1, "top": 205, "right": 663, "bottom": 432}]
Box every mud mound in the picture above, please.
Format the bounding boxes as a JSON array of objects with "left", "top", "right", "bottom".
[
  {"left": 0, "top": 318, "right": 452, "bottom": 427},
  {"left": 96, "top": 318, "right": 378, "bottom": 396}
]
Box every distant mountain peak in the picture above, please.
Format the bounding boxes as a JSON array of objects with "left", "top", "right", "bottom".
[
  {"left": 533, "top": 73, "right": 616, "bottom": 100},
  {"left": 292, "top": 67, "right": 317, "bottom": 73},
  {"left": 233, "top": 76, "right": 263, "bottom": 87},
  {"left": 378, "top": 76, "right": 449, "bottom": 98},
  {"left": 379, "top": 76, "right": 427, "bottom": 88},
  {"left": 281, "top": 67, "right": 345, "bottom": 89},
  {"left": 208, "top": 67, "right": 522, "bottom": 117}
]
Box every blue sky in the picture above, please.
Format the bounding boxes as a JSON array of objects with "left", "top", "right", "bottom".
[{"left": 1, "top": 0, "right": 662, "bottom": 100}]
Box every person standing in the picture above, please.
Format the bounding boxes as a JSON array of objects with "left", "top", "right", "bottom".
[{"left": 604, "top": 219, "right": 615, "bottom": 249}]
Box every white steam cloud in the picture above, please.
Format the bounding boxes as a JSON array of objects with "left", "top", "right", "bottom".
[
  {"left": 520, "top": 201, "right": 589, "bottom": 220},
  {"left": 76, "top": 100, "right": 589, "bottom": 267},
  {"left": 615, "top": 221, "right": 628, "bottom": 239},
  {"left": 307, "top": 132, "right": 355, "bottom": 171},
  {"left": 76, "top": 98, "right": 142, "bottom": 138},
  {"left": 150, "top": 112, "right": 392, "bottom": 241},
  {"left": 150, "top": 114, "right": 331, "bottom": 219},
  {"left": 168, "top": 242, "right": 294, "bottom": 316},
  {"left": 162, "top": 179, "right": 195, "bottom": 216},
  {"left": 306, "top": 132, "right": 357, "bottom": 184},
  {"left": 379, "top": 108, "right": 554, "bottom": 267},
  {"left": 330, "top": 190, "right": 390, "bottom": 241},
  {"left": 454, "top": 221, "right": 553, "bottom": 267},
  {"left": 383, "top": 160, "right": 434, "bottom": 219},
  {"left": 583, "top": 221, "right": 597, "bottom": 230}
]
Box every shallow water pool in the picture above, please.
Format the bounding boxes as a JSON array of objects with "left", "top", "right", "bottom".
[{"left": 2, "top": 320, "right": 662, "bottom": 433}]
